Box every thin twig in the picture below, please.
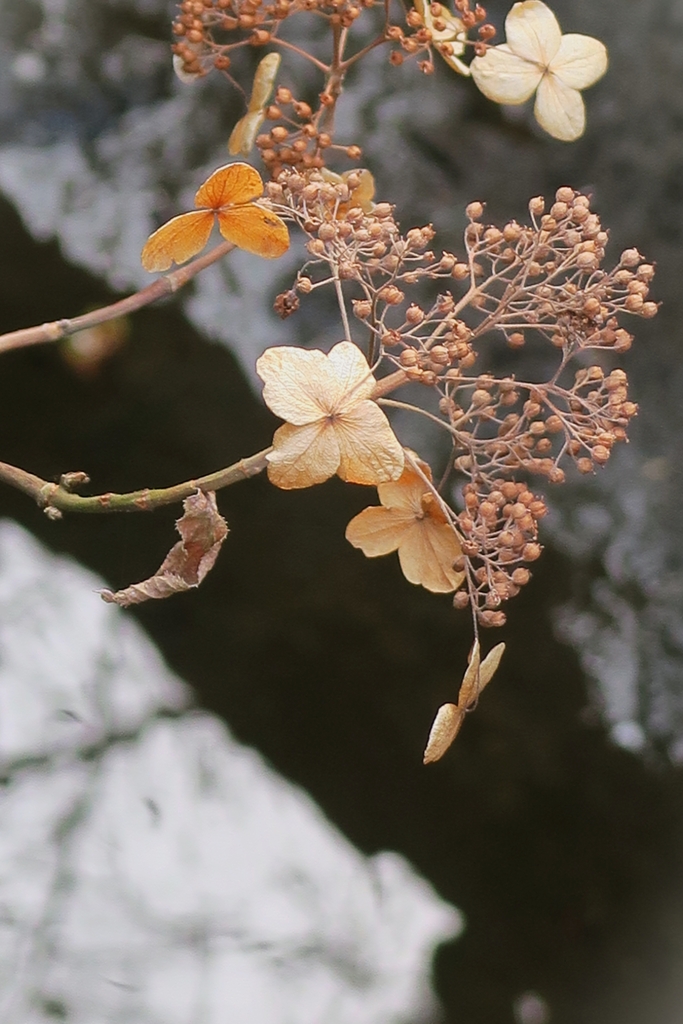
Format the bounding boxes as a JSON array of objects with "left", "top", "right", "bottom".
[
  {"left": 271, "top": 36, "right": 329, "bottom": 72},
  {"left": 0, "top": 447, "right": 272, "bottom": 516},
  {"left": 332, "top": 264, "right": 353, "bottom": 342},
  {"left": 0, "top": 240, "right": 236, "bottom": 356}
]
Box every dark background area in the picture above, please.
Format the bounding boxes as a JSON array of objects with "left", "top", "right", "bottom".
[{"left": 2, "top": 192, "right": 683, "bottom": 1024}]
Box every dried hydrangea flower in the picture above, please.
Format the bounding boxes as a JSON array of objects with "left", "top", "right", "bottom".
[
  {"left": 345, "top": 457, "right": 464, "bottom": 593},
  {"left": 470, "top": 0, "right": 607, "bottom": 141},
  {"left": 141, "top": 162, "right": 289, "bottom": 271},
  {"left": 257, "top": 341, "right": 405, "bottom": 489}
]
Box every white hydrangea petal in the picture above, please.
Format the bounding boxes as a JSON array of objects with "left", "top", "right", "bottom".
[
  {"left": 256, "top": 346, "right": 331, "bottom": 424},
  {"left": 431, "top": 10, "right": 466, "bottom": 47},
  {"left": 438, "top": 45, "right": 471, "bottom": 77},
  {"left": 470, "top": 44, "right": 542, "bottom": 105},
  {"left": 505, "top": 0, "right": 562, "bottom": 65},
  {"left": 534, "top": 74, "right": 586, "bottom": 141},
  {"left": 550, "top": 33, "right": 608, "bottom": 90}
]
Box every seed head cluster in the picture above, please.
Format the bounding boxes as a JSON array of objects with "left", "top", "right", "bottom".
[{"left": 269, "top": 172, "right": 656, "bottom": 624}]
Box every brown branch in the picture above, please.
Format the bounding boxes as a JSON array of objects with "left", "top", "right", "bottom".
[
  {"left": 0, "top": 240, "right": 236, "bottom": 356},
  {"left": 0, "top": 447, "right": 271, "bottom": 517},
  {"left": 372, "top": 368, "right": 408, "bottom": 398}
]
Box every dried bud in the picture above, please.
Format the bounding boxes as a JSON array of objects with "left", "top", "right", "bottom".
[
  {"left": 274, "top": 289, "right": 300, "bottom": 319},
  {"left": 353, "top": 299, "right": 372, "bottom": 319},
  {"left": 466, "top": 202, "right": 484, "bottom": 220},
  {"left": 405, "top": 303, "right": 425, "bottom": 324},
  {"left": 620, "top": 248, "right": 642, "bottom": 267},
  {"left": 399, "top": 349, "right": 419, "bottom": 367}
]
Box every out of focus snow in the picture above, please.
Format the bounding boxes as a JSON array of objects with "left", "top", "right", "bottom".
[{"left": 0, "top": 521, "right": 461, "bottom": 1024}]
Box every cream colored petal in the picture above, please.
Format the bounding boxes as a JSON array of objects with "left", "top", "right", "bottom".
[
  {"left": 534, "top": 74, "right": 585, "bottom": 140},
  {"left": 479, "top": 642, "right": 506, "bottom": 689},
  {"left": 266, "top": 421, "right": 340, "bottom": 489},
  {"left": 228, "top": 110, "right": 266, "bottom": 157},
  {"left": 345, "top": 505, "right": 414, "bottom": 556},
  {"left": 423, "top": 703, "right": 465, "bottom": 763},
  {"left": 249, "top": 52, "right": 281, "bottom": 111},
  {"left": 397, "top": 520, "right": 464, "bottom": 593},
  {"left": 470, "top": 44, "right": 542, "bottom": 105},
  {"left": 505, "top": 0, "right": 561, "bottom": 65},
  {"left": 327, "top": 341, "right": 376, "bottom": 411},
  {"left": 256, "top": 346, "right": 332, "bottom": 425},
  {"left": 457, "top": 640, "right": 505, "bottom": 706},
  {"left": 334, "top": 402, "right": 404, "bottom": 485},
  {"left": 439, "top": 46, "right": 471, "bottom": 77},
  {"left": 376, "top": 461, "right": 434, "bottom": 515},
  {"left": 428, "top": 9, "right": 466, "bottom": 47},
  {"left": 457, "top": 640, "right": 481, "bottom": 707},
  {"left": 550, "top": 33, "right": 607, "bottom": 90}
]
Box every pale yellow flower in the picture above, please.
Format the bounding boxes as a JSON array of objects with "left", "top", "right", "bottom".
[
  {"left": 256, "top": 342, "right": 404, "bottom": 490},
  {"left": 470, "top": 0, "right": 607, "bottom": 141},
  {"left": 345, "top": 458, "right": 464, "bottom": 593}
]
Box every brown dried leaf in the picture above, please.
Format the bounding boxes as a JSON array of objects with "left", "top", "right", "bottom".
[
  {"left": 423, "top": 703, "right": 465, "bottom": 764},
  {"left": 101, "top": 491, "right": 228, "bottom": 607}
]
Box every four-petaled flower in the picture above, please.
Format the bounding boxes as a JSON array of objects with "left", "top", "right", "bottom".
[
  {"left": 141, "top": 162, "right": 289, "bottom": 272},
  {"left": 470, "top": 0, "right": 607, "bottom": 142},
  {"left": 256, "top": 341, "right": 405, "bottom": 490},
  {"left": 345, "top": 457, "right": 465, "bottom": 593}
]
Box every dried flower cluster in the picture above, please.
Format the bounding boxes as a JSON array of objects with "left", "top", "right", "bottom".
[
  {"left": 0, "top": 0, "right": 648, "bottom": 760},
  {"left": 171, "top": 0, "right": 490, "bottom": 79},
  {"left": 262, "top": 170, "right": 656, "bottom": 634}
]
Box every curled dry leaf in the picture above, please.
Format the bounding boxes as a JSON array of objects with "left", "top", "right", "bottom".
[
  {"left": 101, "top": 491, "right": 228, "bottom": 607},
  {"left": 423, "top": 641, "right": 506, "bottom": 763},
  {"left": 256, "top": 341, "right": 404, "bottom": 489},
  {"left": 141, "top": 162, "right": 289, "bottom": 272},
  {"left": 470, "top": 0, "right": 607, "bottom": 141},
  {"left": 345, "top": 457, "right": 464, "bottom": 593},
  {"left": 229, "top": 53, "right": 281, "bottom": 157}
]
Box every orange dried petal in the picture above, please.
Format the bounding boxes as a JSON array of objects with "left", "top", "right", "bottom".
[
  {"left": 217, "top": 204, "right": 289, "bottom": 258},
  {"left": 141, "top": 210, "right": 215, "bottom": 272},
  {"left": 345, "top": 505, "right": 414, "bottom": 557},
  {"left": 195, "top": 161, "right": 264, "bottom": 209},
  {"left": 377, "top": 461, "right": 435, "bottom": 514},
  {"left": 397, "top": 519, "right": 464, "bottom": 593}
]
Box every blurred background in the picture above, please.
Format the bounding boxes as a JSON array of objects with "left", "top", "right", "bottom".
[{"left": 1, "top": 0, "right": 683, "bottom": 1021}]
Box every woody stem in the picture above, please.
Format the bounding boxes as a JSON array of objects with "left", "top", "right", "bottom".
[
  {"left": 0, "top": 448, "right": 272, "bottom": 516},
  {"left": 0, "top": 240, "right": 236, "bottom": 357}
]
